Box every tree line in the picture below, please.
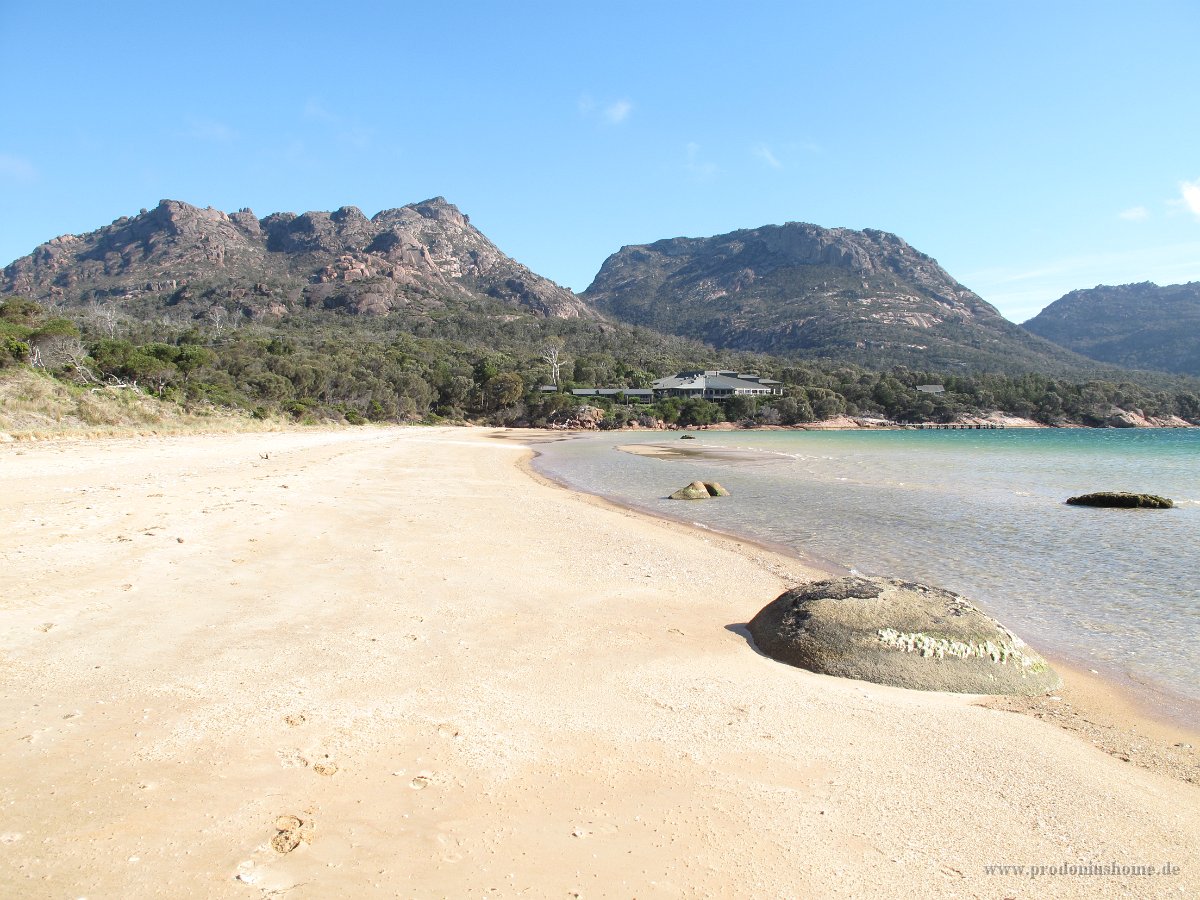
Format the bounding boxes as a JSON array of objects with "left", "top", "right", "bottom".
[{"left": 3, "top": 295, "right": 1198, "bottom": 428}]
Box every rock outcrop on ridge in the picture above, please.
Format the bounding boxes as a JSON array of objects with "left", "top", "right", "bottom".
[
  {"left": 1023, "top": 281, "right": 1200, "bottom": 377},
  {"left": 2, "top": 198, "right": 593, "bottom": 321},
  {"left": 582, "top": 222, "right": 1091, "bottom": 374},
  {"left": 747, "top": 576, "right": 1061, "bottom": 695}
]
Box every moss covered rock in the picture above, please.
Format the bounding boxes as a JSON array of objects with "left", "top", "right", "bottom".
[{"left": 1066, "top": 491, "right": 1173, "bottom": 509}]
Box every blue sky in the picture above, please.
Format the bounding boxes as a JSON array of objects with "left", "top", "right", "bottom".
[{"left": 2, "top": 0, "right": 1198, "bottom": 322}]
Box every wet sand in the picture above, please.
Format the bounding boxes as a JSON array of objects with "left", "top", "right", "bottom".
[
  {"left": 616, "top": 441, "right": 790, "bottom": 463},
  {"left": 1, "top": 426, "right": 1196, "bottom": 898}
]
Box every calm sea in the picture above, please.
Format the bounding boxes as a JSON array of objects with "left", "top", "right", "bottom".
[{"left": 532, "top": 428, "right": 1200, "bottom": 719}]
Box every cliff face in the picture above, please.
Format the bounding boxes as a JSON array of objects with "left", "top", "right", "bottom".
[
  {"left": 583, "top": 222, "right": 1086, "bottom": 373},
  {"left": 2, "top": 198, "right": 593, "bottom": 320},
  {"left": 1023, "top": 282, "right": 1200, "bottom": 376}
]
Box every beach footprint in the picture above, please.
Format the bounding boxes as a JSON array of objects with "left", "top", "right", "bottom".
[
  {"left": 312, "top": 753, "right": 339, "bottom": 777},
  {"left": 277, "top": 748, "right": 309, "bottom": 769},
  {"left": 271, "top": 815, "right": 311, "bottom": 854}
]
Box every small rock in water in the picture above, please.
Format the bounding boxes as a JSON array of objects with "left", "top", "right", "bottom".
[
  {"left": 670, "top": 481, "right": 710, "bottom": 500},
  {"left": 669, "top": 481, "right": 731, "bottom": 500},
  {"left": 1065, "top": 491, "right": 1173, "bottom": 509}
]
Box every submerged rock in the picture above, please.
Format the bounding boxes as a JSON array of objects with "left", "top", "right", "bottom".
[
  {"left": 669, "top": 481, "right": 731, "bottom": 500},
  {"left": 747, "top": 576, "right": 1060, "bottom": 695},
  {"left": 1066, "top": 491, "right": 1173, "bottom": 509}
]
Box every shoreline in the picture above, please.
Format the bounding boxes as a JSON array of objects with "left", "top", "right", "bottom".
[
  {"left": 515, "top": 438, "right": 847, "bottom": 582},
  {"left": 984, "top": 657, "right": 1200, "bottom": 786},
  {"left": 514, "top": 428, "right": 1200, "bottom": 763},
  {"left": 2, "top": 426, "right": 1197, "bottom": 896}
]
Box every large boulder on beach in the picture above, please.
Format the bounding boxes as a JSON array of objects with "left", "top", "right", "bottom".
[
  {"left": 747, "top": 576, "right": 1060, "bottom": 695},
  {"left": 1066, "top": 491, "right": 1173, "bottom": 509}
]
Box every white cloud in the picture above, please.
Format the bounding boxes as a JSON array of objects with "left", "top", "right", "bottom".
[
  {"left": 0, "top": 154, "right": 37, "bottom": 181},
  {"left": 579, "top": 95, "right": 632, "bottom": 125},
  {"left": 299, "top": 100, "right": 373, "bottom": 151},
  {"left": 685, "top": 142, "right": 718, "bottom": 180},
  {"left": 1181, "top": 178, "right": 1200, "bottom": 217},
  {"left": 753, "top": 144, "right": 782, "bottom": 169},
  {"left": 339, "top": 125, "right": 374, "bottom": 151},
  {"left": 303, "top": 98, "right": 339, "bottom": 124},
  {"left": 182, "top": 117, "right": 236, "bottom": 143},
  {"left": 603, "top": 99, "right": 632, "bottom": 125},
  {"left": 961, "top": 240, "right": 1200, "bottom": 321},
  {"left": 1118, "top": 205, "right": 1149, "bottom": 221}
]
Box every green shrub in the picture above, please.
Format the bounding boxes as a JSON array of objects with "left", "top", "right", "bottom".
[
  {"left": 2, "top": 335, "right": 29, "bottom": 367},
  {"left": 675, "top": 398, "right": 723, "bottom": 426}
]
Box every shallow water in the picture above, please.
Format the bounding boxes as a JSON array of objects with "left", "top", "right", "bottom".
[{"left": 532, "top": 428, "right": 1200, "bottom": 717}]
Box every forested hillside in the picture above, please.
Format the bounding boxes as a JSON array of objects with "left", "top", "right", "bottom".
[
  {"left": 1023, "top": 282, "right": 1200, "bottom": 376},
  {"left": 3, "top": 199, "right": 1198, "bottom": 430},
  {"left": 582, "top": 222, "right": 1095, "bottom": 375},
  {"left": 4, "top": 294, "right": 1197, "bottom": 430}
]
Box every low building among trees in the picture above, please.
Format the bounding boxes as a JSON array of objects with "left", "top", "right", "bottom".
[
  {"left": 568, "top": 371, "right": 783, "bottom": 403},
  {"left": 649, "top": 370, "right": 784, "bottom": 400}
]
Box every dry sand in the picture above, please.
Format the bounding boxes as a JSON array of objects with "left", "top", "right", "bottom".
[{"left": 1, "top": 426, "right": 1196, "bottom": 899}]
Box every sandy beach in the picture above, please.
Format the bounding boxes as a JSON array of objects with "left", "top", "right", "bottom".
[{"left": 1, "top": 426, "right": 1197, "bottom": 898}]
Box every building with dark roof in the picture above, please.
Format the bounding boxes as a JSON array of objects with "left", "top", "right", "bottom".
[
  {"left": 650, "top": 370, "right": 783, "bottom": 400},
  {"left": 556, "top": 371, "right": 784, "bottom": 404}
]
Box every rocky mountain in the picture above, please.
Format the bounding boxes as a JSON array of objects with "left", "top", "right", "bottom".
[
  {"left": 1022, "top": 282, "right": 1200, "bottom": 376},
  {"left": 582, "top": 223, "right": 1090, "bottom": 373},
  {"left": 2, "top": 197, "right": 593, "bottom": 321}
]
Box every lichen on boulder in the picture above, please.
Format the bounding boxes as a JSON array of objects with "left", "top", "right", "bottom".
[
  {"left": 1065, "top": 491, "right": 1173, "bottom": 509},
  {"left": 747, "top": 576, "right": 1060, "bottom": 695}
]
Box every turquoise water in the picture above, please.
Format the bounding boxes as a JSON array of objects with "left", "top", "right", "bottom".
[{"left": 532, "top": 429, "right": 1200, "bottom": 717}]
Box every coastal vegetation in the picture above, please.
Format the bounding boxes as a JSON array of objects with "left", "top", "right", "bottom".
[
  {"left": 3, "top": 294, "right": 1198, "bottom": 431},
  {"left": 3, "top": 198, "right": 1198, "bottom": 434}
]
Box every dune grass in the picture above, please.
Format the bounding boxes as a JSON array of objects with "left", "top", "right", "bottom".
[{"left": 0, "top": 368, "right": 290, "bottom": 441}]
